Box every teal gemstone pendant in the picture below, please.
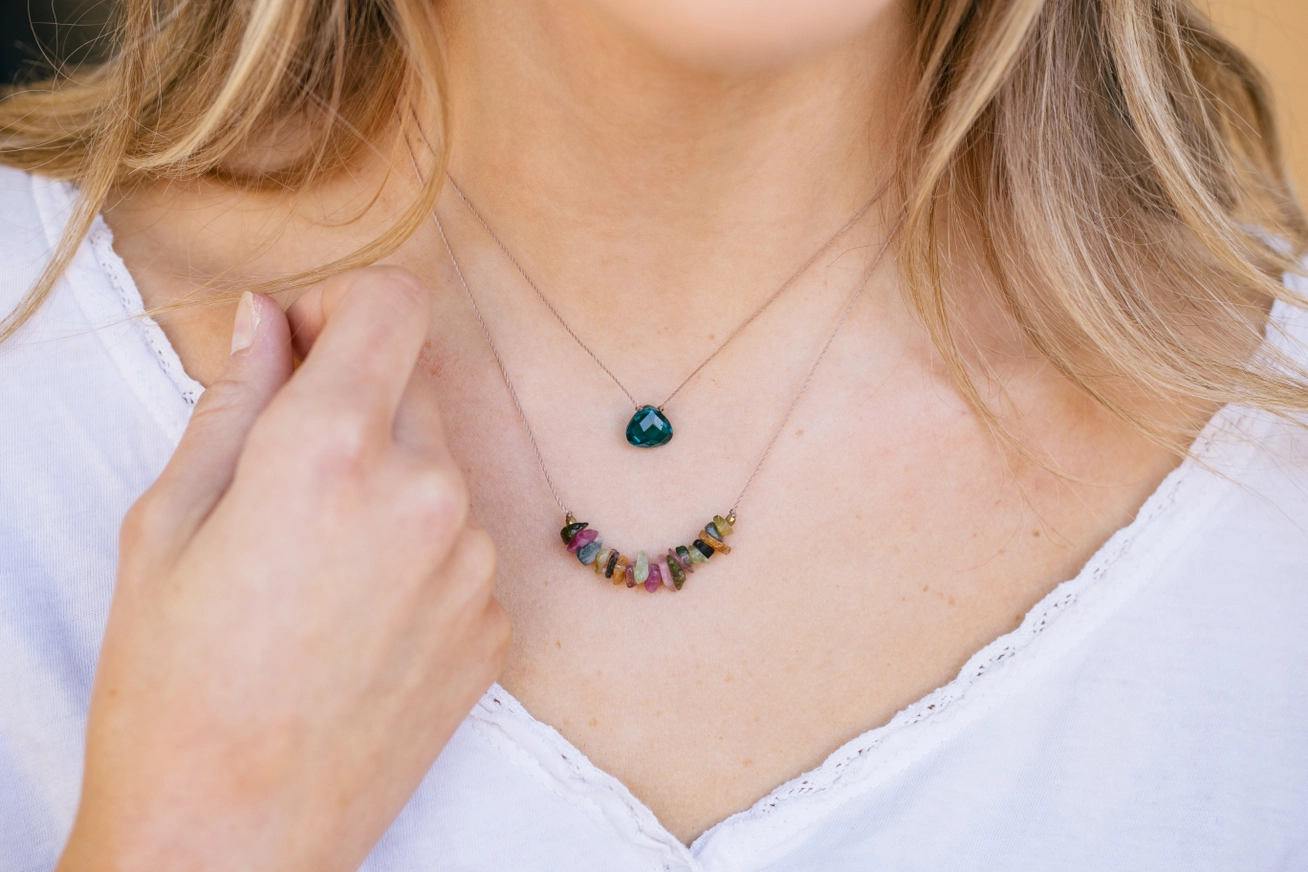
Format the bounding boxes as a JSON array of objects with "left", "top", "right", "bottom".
[{"left": 625, "top": 405, "right": 674, "bottom": 447}]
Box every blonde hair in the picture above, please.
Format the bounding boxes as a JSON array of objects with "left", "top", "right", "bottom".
[{"left": 2, "top": 0, "right": 1306, "bottom": 451}]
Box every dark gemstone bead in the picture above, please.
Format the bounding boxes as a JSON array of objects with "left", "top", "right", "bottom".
[
  {"left": 625, "top": 405, "right": 673, "bottom": 448},
  {"left": 560, "top": 521, "right": 588, "bottom": 545},
  {"left": 706, "top": 521, "right": 721, "bottom": 541},
  {"left": 675, "top": 545, "right": 695, "bottom": 573},
  {"left": 693, "top": 539, "right": 714, "bottom": 559},
  {"left": 604, "top": 551, "right": 621, "bottom": 578}
]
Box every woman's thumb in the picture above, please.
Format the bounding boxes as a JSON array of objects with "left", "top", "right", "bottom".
[{"left": 142, "top": 292, "right": 294, "bottom": 548}]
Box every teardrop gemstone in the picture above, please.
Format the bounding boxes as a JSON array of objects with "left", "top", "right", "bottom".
[{"left": 625, "top": 406, "right": 673, "bottom": 448}]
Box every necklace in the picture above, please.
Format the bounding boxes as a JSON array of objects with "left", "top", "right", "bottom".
[
  {"left": 426, "top": 177, "right": 901, "bottom": 594},
  {"left": 445, "top": 173, "right": 883, "bottom": 449}
]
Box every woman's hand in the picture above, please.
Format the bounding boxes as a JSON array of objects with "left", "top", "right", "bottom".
[{"left": 58, "top": 268, "right": 511, "bottom": 872}]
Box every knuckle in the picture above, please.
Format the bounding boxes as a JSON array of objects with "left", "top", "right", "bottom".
[
  {"left": 349, "top": 266, "right": 428, "bottom": 320},
  {"left": 465, "top": 527, "right": 499, "bottom": 580},
  {"left": 452, "top": 526, "right": 498, "bottom": 593},
  {"left": 405, "top": 466, "right": 469, "bottom": 533},
  {"left": 119, "top": 493, "right": 171, "bottom": 549},
  {"left": 297, "top": 413, "right": 375, "bottom": 480},
  {"left": 187, "top": 377, "right": 248, "bottom": 427}
]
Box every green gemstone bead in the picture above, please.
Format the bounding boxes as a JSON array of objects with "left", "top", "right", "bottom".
[
  {"left": 625, "top": 405, "right": 673, "bottom": 448},
  {"left": 667, "top": 557, "right": 686, "bottom": 589},
  {"left": 634, "top": 551, "right": 650, "bottom": 584},
  {"left": 687, "top": 544, "right": 708, "bottom": 564},
  {"left": 576, "top": 538, "right": 603, "bottom": 566},
  {"left": 675, "top": 545, "right": 695, "bottom": 573},
  {"left": 561, "top": 521, "right": 588, "bottom": 545}
]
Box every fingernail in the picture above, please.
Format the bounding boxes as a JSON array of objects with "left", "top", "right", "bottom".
[{"left": 230, "top": 291, "right": 259, "bottom": 355}]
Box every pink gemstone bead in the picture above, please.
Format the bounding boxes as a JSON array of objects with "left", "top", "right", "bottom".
[
  {"left": 662, "top": 560, "right": 677, "bottom": 590},
  {"left": 625, "top": 564, "right": 635, "bottom": 588},
  {"left": 645, "top": 563, "right": 662, "bottom": 593},
  {"left": 567, "top": 528, "right": 598, "bottom": 552},
  {"left": 667, "top": 549, "right": 689, "bottom": 576}
]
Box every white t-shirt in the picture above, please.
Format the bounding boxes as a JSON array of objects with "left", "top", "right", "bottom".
[{"left": 2, "top": 165, "right": 1307, "bottom": 872}]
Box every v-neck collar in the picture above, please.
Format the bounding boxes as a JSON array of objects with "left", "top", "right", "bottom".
[{"left": 461, "top": 388, "right": 1263, "bottom": 870}]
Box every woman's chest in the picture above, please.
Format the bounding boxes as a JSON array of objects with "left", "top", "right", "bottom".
[{"left": 430, "top": 334, "right": 1183, "bottom": 843}]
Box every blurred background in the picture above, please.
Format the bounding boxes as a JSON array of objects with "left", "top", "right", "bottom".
[{"left": 0, "top": 0, "right": 1305, "bottom": 190}]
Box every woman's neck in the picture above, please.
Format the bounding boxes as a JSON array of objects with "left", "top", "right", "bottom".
[
  {"left": 436, "top": 0, "right": 911, "bottom": 319},
  {"left": 104, "top": 0, "right": 915, "bottom": 386}
]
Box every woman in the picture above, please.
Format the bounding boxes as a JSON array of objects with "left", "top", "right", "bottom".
[{"left": 1, "top": 0, "right": 1305, "bottom": 868}]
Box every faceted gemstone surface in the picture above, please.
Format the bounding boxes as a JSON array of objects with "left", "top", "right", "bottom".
[{"left": 625, "top": 406, "right": 673, "bottom": 448}]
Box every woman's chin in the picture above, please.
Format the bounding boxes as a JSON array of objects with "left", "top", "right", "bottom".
[{"left": 578, "top": 0, "right": 901, "bottom": 72}]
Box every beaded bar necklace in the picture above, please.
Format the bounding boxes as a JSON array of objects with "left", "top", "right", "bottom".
[{"left": 428, "top": 194, "right": 902, "bottom": 594}]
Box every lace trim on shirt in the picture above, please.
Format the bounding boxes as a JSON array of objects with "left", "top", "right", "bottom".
[{"left": 83, "top": 214, "right": 205, "bottom": 407}]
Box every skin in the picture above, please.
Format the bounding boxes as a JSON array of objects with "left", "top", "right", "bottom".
[{"left": 67, "top": 0, "right": 1215, "bottom": 861}]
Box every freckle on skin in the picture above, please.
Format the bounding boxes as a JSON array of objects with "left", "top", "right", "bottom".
[
  {"left": 588, "top": 717, "right": 598, "bottom": 727},
  {"left": 922, "top": 584, "right": 929, "bottom": 592},
  {"left": 948, "top": 596, "right": 956, "bottom": 606},
  {"left": 724, "top": 674, "right": 734, "bottom": 682},
  {"left": 1032, "top": 530, "right": 1041, "bottom": 537},
  {"left": 742, "top": 759, "right": 754, "bottom": 768},
  {"left": 556, "top": 640, "right": 562, "bottom": 648}
]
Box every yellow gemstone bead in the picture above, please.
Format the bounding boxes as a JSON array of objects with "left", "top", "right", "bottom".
[
  {"left": 614, "top": 555, "right": 630, "bottom": 586},
  {"left": 712, "top": 514, "right": 734, "bottom": 537},
  {"left": 701, "top": 530, "right": 731, "bottom": 554}
]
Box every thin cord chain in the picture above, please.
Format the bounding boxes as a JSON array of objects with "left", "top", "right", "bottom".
[
  {"left": 445, "top": 172, "right": 890, "bottom": 411},
  {"left": 730, "top": 216, "right": 901, "bottom": 515},
  {"left": 432, "top": 212, "right": 571, "bottom": 514},
  {"left": 408, "top": 134, "right": 901, "bottom": 523}
]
